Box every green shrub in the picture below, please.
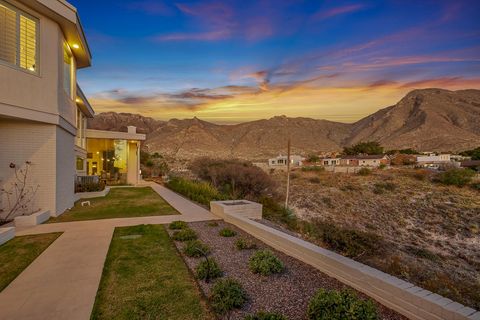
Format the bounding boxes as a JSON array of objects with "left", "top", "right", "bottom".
[
  {"left": 235, "top": 238, "right": 257, "bottom": 250},
  {"left": 357, "top": 167, "right": 371, "bottom": 176},
  {"left": 309, "top": 177, "right": 321, "bottom": 183},
  {"left": 249, "top": 250, "right": 284, "bottom": 275},
  {"left": 219, "top": 228, "right": 237, "bottom": 237},
  {"left": 207, "top": 221, "right": 219, "bottom": 227},
  {"left": 378, "top": 163, "right": 387, "bottom": 169},
  {"left": 244, "top": 311, "right": 288, "bottom": 320},
  {"left": 307, "top": 289, "right": 378, "bottom": 320},
  {"left": 210, "top": 278, "right": 247, "bottom": 315},
  {"left": 308, "top": 220, "right": 382, "bottom": 257},
  {"left": 471, "top": 182, "right": 480, "bottom": 191},
  {"left": 195, "top": 258, "right": 222, "bottom": 280},
  {"left": 172, "top": 228, "right": 197, "bottom": 241},
  {"left": 435, "top": 168, "right": 475, "bottom": 186},
  {"left": 166, "top": 176, "right": 227, "bottom": 205},
  {"left": 260, "top": 197, "right": 298, "bottom": 231},
  {"left": 373, "top": 182, "right": 396, "bottom": 194},
  {"left": 169, "top": 220, "right": 188, "bottom": 230},
  {"left": 183, "top": 240, "right": 210, "bottom": 257}
]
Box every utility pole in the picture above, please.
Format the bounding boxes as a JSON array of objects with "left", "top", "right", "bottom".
[{"left": 285, "top": 138, "right": 291, "bottom": 208}]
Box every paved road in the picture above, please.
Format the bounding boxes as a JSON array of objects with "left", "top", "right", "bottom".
[{"left": 0, "top": 183, "right": 218, "bottom": 320}]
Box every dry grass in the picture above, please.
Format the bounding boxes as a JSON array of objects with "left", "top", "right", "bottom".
[{"left": 272, "top": 168, "right": 480, "bottom": 309}]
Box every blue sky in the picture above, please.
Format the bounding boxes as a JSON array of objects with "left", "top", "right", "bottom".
[{"left": 72, "top": 0, "right": 480, "bottom": 123}]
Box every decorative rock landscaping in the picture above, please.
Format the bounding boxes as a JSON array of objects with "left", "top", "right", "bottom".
[{"left": 168, "top": 220, "right": 406, "bottom": 320}]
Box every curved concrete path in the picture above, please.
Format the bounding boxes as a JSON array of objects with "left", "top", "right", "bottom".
[{"left": 0, "top": 183, "right": 219, "bottom": 320}]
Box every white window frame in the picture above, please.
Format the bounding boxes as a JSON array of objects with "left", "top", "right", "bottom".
[{"left": 0, "top": 0, "right": 40, "bottom": 75}]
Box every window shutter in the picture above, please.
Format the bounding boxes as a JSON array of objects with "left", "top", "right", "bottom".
[
  {"left": 19, "top": 14, "right": 37, "bottom": 71},
  {"left": 0, "top": 4, "right": 17, "bottom": 65}
]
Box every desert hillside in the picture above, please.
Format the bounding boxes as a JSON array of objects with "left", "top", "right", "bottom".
[{"left": 88, "top": 88, "right": 480, "bottom": 157}]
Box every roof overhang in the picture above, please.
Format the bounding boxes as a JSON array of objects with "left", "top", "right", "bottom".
[
  {"left": 86, "top": 129, "right": 146, "bottom": 141},
  {"left": 23, "top": 0, "right": 91, "bottom": 68},
  {"left": 76, "top": 84, "right": 94, "bottom": 118}
]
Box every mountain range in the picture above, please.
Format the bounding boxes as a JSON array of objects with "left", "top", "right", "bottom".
[{"left": 87, "top": 88, "right": 480, "bottom": 158}]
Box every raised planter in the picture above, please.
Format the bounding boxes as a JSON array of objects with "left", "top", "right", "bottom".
[
  {"left": 74, "top": 186, "right": 110, "bottom": 200},
  {"left": 0, "top": 227, "right": 15, "bottom": 245},
  {"left": 14, "top": 210, "right": 50, "bottom": 227},
  {"left": 210, "top": 200, "right": 262, "bottom": 219}
]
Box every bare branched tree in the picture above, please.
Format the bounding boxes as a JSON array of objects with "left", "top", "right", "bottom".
[{"left": 0, "top": 161, "right": 40, "bottom": 224}]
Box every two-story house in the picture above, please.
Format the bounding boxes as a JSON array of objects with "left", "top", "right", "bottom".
[{"left": 0, "top": 0, "right": 145, "bottom": 218}]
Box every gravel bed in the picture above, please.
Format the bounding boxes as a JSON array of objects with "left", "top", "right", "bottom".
[{"left": 168, "top": 220, "right": 406, "bottom": 320}]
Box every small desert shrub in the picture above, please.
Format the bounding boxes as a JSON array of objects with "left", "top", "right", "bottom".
[
  {"left": 219, "top": 228, "right": 237, "bottom": 237},
  {"left": 236, "top": 238, "right": 257, "bottom": 250},
  {"left": 373, "top": 182, "right": 396, "bottom": 194},
  {"left": 260, "top": 196, "right": 298, "bottom": 230},
  {"left": 207, "top": 221, "right": 219, "bottom": 227},
  {"left": 183, "top": 240, "right": 210, "bottom": 257},
  {"left": 210, "top": 278, "right": 247, "bottom": 315},
  {"left": 308, "top": 220, "right": 382, "bottom": 257},
  {"left": 357, "top": 167, "right": 371, "bottom": 176},
  {"left": 169, "top": 220, "right": 188, "bottom": 230},
  {"left": 244, "top": 311, "right": 288, "bottom": 320},
  {"left": 302, "top": 166, "right": 324, "bottom": 172},
  {"left": 406, "top": 245, "right": 439, "bottom": 262},
  {"left": 410, "top": 169, "right": 431, "bottom": 181},
  {"left": 172, "top": 228, "right": 197, "bottom": 241},
  {"left": 435, "top": 168, "right": 475, "bottom": 186},
  {"left": 249, "top": 250, "right": 284, "bottom": 275},
  {"left": 378, "top": 163, "right": 387, "bottom": 169},
  {"left": 309, "top": 177, "right": 321, "bottom": 184},
  {"left": 196, "top": 258, "right": 222, "bottom": 280},
  {"left": 471, "top": 182, "right": 480, "bottom": 191},
  {"left": 306, "top": 289, "right": 378, "bottom": 320}
]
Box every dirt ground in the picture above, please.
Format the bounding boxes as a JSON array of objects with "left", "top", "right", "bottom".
[{"left": 271, "top": 167, "right": 480, "bottom": 309}]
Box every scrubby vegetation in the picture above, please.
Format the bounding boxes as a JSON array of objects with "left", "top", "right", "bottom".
[
  {"left": 207, "top": 221, "right": 219, "bottom": 227},
  {"left": 195, "top": 258, "right": 223, "bottom": 281},
  {"left": 301, "top": 166, "right": 324, "bottom": 172},
  {"left": 189, "top": 157, "right": 277, "bottom": 199},
  {"left": 249, "top": 250, "right": 285, "bottom": 276},
  {"left": 357, "top": 167, "right": 371, "bottom": 176},
  {"left": 435, "top": 168, "right": 475, "bottom": 186},
  {"left": 235, "top": 238, "right": 257, "bottom": 250},
  {"left": 343, "top": 141, "right": 383, "bottom": 155},
  {"left": 209, "top": 278, "right": 247, "bottom": 315},
  {"left": 460, "top": 146, "right": 480, "bottom": 160},
  {"left": 168, "top": 220, "right": 188, "bottom": 230},
  {"left": 219, "top": 228, "right": 237, "bottom": 237},
  {"left": 307, "top": 289, "right": 378, "bottom": 320},
  {"left": 166, "top": 176, "right": 227, "bottom": 205},
  {"left": 183, "top": 240, "right": 210, "bottom": 257},
  {"left": 172, "top": 228, "right": 197, "bottom": 241},
  {"left": 244, "top": 311, "right": 288, "bottom": 320}
]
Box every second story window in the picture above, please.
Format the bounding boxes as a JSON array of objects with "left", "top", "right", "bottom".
[
  {"left": 0, "top": 1, "right": 38, "bottom": 72},
  {"left": 63, "top": 43, "right": 73, "bottom": 98}
]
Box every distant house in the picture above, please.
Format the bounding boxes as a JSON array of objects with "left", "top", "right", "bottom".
[
  {"left": 340, "top": 155, "right": 389, "bottom": 167},
  {"left": 416, "top": 154, "right": 451, "bottom": 167},
  {"left": 268, "top": 155, "right": 304, "bottom": 166},
  {"left": 460, "top": 160, "right": 480, "bottom": 170},
  {"left": 320, "top": 158, "right": 341, "bottom": 166}
]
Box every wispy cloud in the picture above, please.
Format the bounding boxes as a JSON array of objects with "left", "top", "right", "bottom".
[
  {"left": 313, "top": 4, "right": 366, "bottom": 21},
  {"left": 127, "top": 1, "right": 174, "bottom": 15}
]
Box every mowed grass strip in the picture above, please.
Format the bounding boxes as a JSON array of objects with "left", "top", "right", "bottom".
[
  {"left": 0, "top": 233, "right": 62, "bottom": 291},
  {"left": 91, "top": 224, "right": 213, "bottom": 320},
  {"left": 49, "top": 187, "right": 179, "bottom": 223}
]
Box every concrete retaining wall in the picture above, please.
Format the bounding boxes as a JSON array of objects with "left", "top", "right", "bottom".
[
  {"left": 0, "top": 227, "right": 15, "bottom": 246},
  {"left": 14, "top": 210, "right": 50, "bottom": 227},
  {"left": 210, "top": 206, "right": 479, "bottom": 320},
  {"left": 73, "top": 187, "right": 110, "bottom": 202},
  {"left": 211, "top": 200, "right": 262, "bottom": 219}
]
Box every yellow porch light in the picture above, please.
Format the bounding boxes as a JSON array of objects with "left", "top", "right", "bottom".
[{"left": 72, "top": 43, "right": 80, "bottom": 49}]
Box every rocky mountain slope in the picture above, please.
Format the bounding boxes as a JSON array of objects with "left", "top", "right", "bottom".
[{"left": 87, "top": 89, "right": 480, "bottom": 158}]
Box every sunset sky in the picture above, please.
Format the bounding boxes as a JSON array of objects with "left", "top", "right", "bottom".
[{"left": 72, "top": 0, "right": 480, "bottom": 123}]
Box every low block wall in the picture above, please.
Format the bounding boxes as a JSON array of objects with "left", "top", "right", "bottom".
[
  {"left": 14, "top": 210, "right": 50, "bottom": 227},
  {"left": 74, "top": 187, "right": 110, "bottom": 201},
  {"left": 210, "top": 207, "right": 479, "bottom": 320},
  {"left": 0, "top": 227, "right": 15, "bottom": 246}
]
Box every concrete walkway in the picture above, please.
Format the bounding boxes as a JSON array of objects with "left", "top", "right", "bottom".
[{"left": 0, "top": 183, "right": 218, "bottom": 320}]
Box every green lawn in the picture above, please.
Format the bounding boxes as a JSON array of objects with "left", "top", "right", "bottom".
[
  {"left": 49, "top": 187, "right": 179, "bottom": 223},
  {"left": 91, "top": 224, "right": 212, "bottom": 320},
  {"left": 0, "top": 233, "right": 62, "bottom": 291}
]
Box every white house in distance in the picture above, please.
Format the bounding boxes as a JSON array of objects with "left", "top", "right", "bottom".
[
  {"left": 268, "top": 155, "right": 305, "bottom": 167},
  {"left": 340, "top": 155, "right": 390, "bottom": 167},
  {"left": 416, "top": 153, "right": 451, "bottom": 166},
  {"left": 320, "top": 158, "right": 341, "bottom": 166},
  {"left": 0, "top": 0, "right": 144, "bottom": 217}
]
